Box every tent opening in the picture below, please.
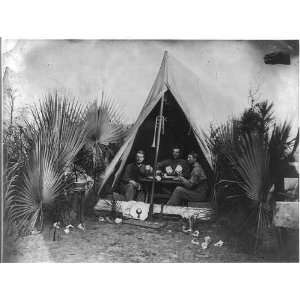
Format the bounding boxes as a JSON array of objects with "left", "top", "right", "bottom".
[{"left": 123, "top": 89, "right": 212, "bottom": 179}]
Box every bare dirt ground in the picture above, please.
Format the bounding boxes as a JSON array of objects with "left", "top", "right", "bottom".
[{"left": 3, "top": 216, "right": 297, "bottom": 263}]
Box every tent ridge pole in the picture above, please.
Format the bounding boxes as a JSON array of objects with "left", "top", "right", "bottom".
[{"left": 148, "top": 93, "right": 165, "bottom": 219}]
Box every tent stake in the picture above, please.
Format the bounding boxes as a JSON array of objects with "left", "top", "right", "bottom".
[{"left": 148, "top": 94, "right": 165, "bottom": 219}]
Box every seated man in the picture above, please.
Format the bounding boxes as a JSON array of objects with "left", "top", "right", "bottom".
[
  {"left": 120, "top": 150, "right": 148, "bottom": 201},
  {"left": 166, "top": 151, "right": 209, "bottom": 206},
  {"left": 157, "top": 146, "right": 190, "bottom": 178}
]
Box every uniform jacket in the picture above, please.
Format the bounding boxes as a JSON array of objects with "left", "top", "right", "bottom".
[
  {"left": 121, "top": 163, "right": 146, "bottom": 183},
  {"left": 184, "top": 162, "right": 208, "bottom": 192}
]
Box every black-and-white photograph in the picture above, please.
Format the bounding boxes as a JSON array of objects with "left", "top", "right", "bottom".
[{"left": 1, "top": 39, "right": 299, "bottom": 263}]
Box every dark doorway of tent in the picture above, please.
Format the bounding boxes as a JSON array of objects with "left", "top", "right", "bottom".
[{"left": 128, "top": 90, "right": 211, "bottom": 173}]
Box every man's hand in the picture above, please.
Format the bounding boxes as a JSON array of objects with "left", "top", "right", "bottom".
[
  {"left": 129, "top": 180, "right": 141, "bottom": 190},
  {"left": 177, "top": 176, "right": 188, "bottom": 184},
  {"left": 145, "top": 165, "right": 153, "bottom": 174},
  {"left": 129, "top": 180, "right": 138, "bottom": 187}
]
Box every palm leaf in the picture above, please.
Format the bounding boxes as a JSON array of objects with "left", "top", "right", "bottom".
[
  {"left": 227, "top": 133, "right": 273, "bottom": 250},
  {"left": 269, "top": 121, "right": 293, "bottom": 184},
  {"left": 31, "top": 94, "right": 86, "bottom": 168},
  {"left": 83, "top": 95, "right": 126, "bottom": 193},
  {"left": 84, "top": 98, "right": 125, "bottom": 147},
  {"left": 269, "top": 121, "right": 292, "bottom": 160},
  {"left": 205, "top": 121, "right": 238, "bottom": 209},
  {"left": 230, "top": 133, "right": 271, "bottom": 203},
  {"left": 6, "top": 93, "right": 87, "bottom": 234}
]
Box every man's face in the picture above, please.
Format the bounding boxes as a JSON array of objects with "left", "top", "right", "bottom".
[
  {"left": 136, "top": 153, "right": 145, "bottom": 164},
  {"left": 172, "top": 148, "right": 180, "bottom": 159},
  {"left": 187, "top": 154, "right": 195, "bottom": 165}
]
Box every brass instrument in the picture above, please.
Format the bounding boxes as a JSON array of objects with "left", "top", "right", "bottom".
[{"left": 151, "top": 115, "right": 166, "bottom": 148}]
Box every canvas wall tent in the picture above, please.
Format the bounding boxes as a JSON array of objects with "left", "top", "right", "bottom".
[{"left": 98, "top": 51, "right": 222, "bottom": 195}]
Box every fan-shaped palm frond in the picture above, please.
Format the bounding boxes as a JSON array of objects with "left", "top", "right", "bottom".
[
  {"left": 206, "top": 120, "right": 239, "bottom": 183},
  {"left": 82, "top": 95, "right": 126, "bottom": 192},
  {"left": 204, "top": 121, "right": 239, "bottom": 210},
  {"left": 84, "top": 98, "right": 125, "bottom": 147},
  {"left": 31, "top": 93, "right": 86, "bottom": 168},
  {"left": 6, "top": 93, "right": 87, "bottom": 234},
  {"left": 231, "top": 134, "right": 271, "bottom": 204},
  {"left": 227, "top": 133, "right": 273, "bottom": 250}
]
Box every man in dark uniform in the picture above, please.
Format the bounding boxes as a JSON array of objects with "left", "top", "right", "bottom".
[
  {"left": 157, "top": 146, "right": 190, "bottom": 178},
  {"left": 120, "top": 150, "right": 147, "bottom": 201},
  {"left": 166, "top": 151, "right": 209, "bottom": 206}
]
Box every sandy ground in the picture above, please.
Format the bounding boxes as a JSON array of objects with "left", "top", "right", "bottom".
[{"left": 3, "top": 216, "right": 297, "bottom": 263}]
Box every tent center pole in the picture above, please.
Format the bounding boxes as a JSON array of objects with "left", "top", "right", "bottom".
[{"left": 148, "top": 93, "right": 165, "bottom": 219}]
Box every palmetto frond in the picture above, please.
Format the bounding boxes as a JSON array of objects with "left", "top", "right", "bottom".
[
  {"left": 31, "top": 93, "right": 86, "bottom": 168},
  {"left": 84, "top": 98, "right": 125, "bottom": 147},
  {"left": 230, "top": 133, "right": 271, "bottom": 204},
  {"left": 269, "top": 121, "right": 292, "bottom": 160},
  {"left": 83, "top": 96, "right": 126, "bottom": 189},
  {"left": 205, "top": 121, "right": 239, "bottom": 209},
  {"left": 227, "top": 133, "right": 274, "bottom": 250},
  {"left": 207, "top": 121, "right": 236, "bottom": 159},
  {"left": 268, "top": 121, "right": 295, "bottom": 188},
  {"left": 6, "top": 93, "right": 87, "bottom": 234}
]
